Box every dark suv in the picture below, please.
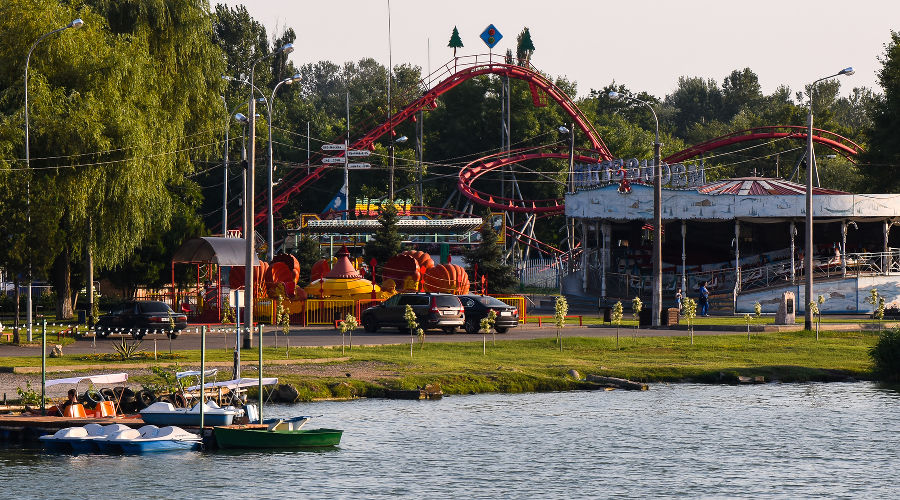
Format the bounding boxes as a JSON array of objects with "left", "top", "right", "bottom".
[
  {"left": 95, "top": 301, "right": 188, "bottom": 339},
  {"left": 456, "top": 294, "right": 519, "bottom": 334},
  {"left": 361, "top": 293, "right": 464, "bottom": 333}
]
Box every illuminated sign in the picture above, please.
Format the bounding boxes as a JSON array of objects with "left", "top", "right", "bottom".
[{"left": 573, "top": 159, "right": 706, "bottom": 189}]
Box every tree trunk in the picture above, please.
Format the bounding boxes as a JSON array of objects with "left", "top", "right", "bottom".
[
  {"left": 53, "top": 250, "right": 75, "bottom": 320},
  {"left": 13, "top": 275, "right": 20, "bottom": 344}
]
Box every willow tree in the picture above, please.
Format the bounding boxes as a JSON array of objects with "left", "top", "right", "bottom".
[{"left": 0, "top": 0, "right": 224, "bottom": 318}]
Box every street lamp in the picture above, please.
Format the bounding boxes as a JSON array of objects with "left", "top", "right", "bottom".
[
  {"left": 265, "top": 73, "right": 302, "bottom": 261},
  {"left": 389, "top": 135, "right": 408, "bottom": 200},
  {"left": 609, "top": 91, "right": 662, "bottom": 327},
  {"left": 804, "top": 66, "right": 854, "bottom": 330},
  {"left": 558, "top": 125, "right": 576, "bottom": 270},
  {"left": 244, "top": 42, "right": 293, "bottom": 422},
  {"left": 24, "top": 18, "right": 83, "bottom": 413}
]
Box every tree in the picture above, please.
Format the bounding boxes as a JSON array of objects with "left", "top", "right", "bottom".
[
  {"left": 448, "top": 26, "right": 463, "bottom": 57},
  {"left": 554, "top": 295, "right": 567, "bottom": 351},
  {"left": 864, "top": 31, "right": 900, "bottom": 190},
  {"left": 290, "top": 235, "right": 322, "bottom": 287},
  {"left": 365, "top": 202, "right": 403, "bottom": 278},
  {"left": 611, "top": 301, "right": 623, "bottom": 348},
  {"left": 516, "top": 27, "right": 535, "bottom": 66},
  {"left": 721, "top": 68, "right": 763, "bottom": 120},
  {"left": 464, "top": 214, "right": 517, "bottom": 293},
  {"left": 0, "top": 0, "right": 225, "bottom": 319}
]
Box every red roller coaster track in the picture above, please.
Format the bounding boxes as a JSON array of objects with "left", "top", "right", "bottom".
[
  {"left": 254, "top": 54, "right": 612, "bottom": 228},
  {"left": 250, "top": 56, "right": 864, "bottom": 228}
]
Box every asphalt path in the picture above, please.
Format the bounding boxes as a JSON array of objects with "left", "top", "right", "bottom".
[{"left": 0, "top": 323, "right": 741, "bottom": 358}]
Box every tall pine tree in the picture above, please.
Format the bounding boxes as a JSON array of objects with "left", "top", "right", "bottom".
[
  {"left": 464, "top": 214, "right": 518, "bottom": 293},
  {"left": 365, "top": 202, "right": 403, "bottom": 278},
  {"left": 516, "top": 27, "right": 535, "bottom": 66}
]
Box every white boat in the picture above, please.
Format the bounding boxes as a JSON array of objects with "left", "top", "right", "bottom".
[
  {"left": 140, "top": 400, "right": 239, "bottom": 427},
  {"left": 95, "top": 425, "right": 159, "bottom": 453},
  {"left": 39, "top": 423, "right": 132, "bottom": 453},
  {"left": 110, "top": 425, "right": 201, "bottom": 454}
]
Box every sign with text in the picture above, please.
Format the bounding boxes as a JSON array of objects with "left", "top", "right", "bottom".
[
  {"left": 347, "top": 163, "right": 371, "bottom": 169},
  {"left": 322, "top": 157, "right": 345, "bottom": 164},
  {"left": 346, "top": 150, "right": 371, "bottom": 157},
  {"left": 321, "top": 143, "right": 346, "bottom": 151},
  {"left": 572, "top": 159, "right": 707, "bottom": 189}
]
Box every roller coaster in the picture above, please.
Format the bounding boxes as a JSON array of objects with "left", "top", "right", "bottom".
[{"left": 242, "top": 54, "right": 862, "bottom": 255}]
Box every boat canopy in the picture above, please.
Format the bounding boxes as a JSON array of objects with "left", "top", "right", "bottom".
[
  {"left": 185, "top": 377, "right": 278, "bottom": 392},
  {"left": 176, "top": 369, "right": 218, "bottom": 380},
  {"left": 46, "top": 373, "right": 128, "bottom": 387}
]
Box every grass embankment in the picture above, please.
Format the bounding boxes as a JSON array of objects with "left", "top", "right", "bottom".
[
  {"left": 525, "top": 315, "right": 893, "bottom": 327},
  {"left": 1, "top": 330, "right": 879, "bottom": 401}
]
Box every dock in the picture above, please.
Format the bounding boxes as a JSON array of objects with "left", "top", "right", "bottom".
[{"left": 0, "top": 414, "right": 233, "bottom": 448}]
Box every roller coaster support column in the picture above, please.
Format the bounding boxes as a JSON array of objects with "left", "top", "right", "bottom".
[
  {"left": 805, "top": 67, "right": 854, "bottom": 330},
  {"left": 563, "top": 124, "right": 576, "bottom": 271}
]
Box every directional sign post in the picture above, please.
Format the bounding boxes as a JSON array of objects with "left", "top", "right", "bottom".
[
  {"left": 322, "top": 157, "right": 344, "bottom": 164},
  {"left": 347, "top": 149, "right": 371, "bottom": 157},
  {"left": 321, "top": 143, "right": 346, "bottom": 151},
  {"left": 347, "top": 163, "right": 371, "bottom": 170}
]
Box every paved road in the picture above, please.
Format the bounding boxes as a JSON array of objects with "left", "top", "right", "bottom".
[{"left": 0, "top": 323, "right": 751, "bottom": 358}]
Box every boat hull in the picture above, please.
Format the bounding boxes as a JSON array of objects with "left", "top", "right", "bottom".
[
  {"left": 119, "top": 440, "right": 201, "bottom": 454},
  {"left": 213, "top": 427, "right": 343, "bottom": 449},
  {"left": 140, "top": 411, "right": 234, "bottom": 427}
]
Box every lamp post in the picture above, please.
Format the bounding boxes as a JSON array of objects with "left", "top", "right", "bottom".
[
  {"left": 245, "top": 42, "right": 293, "bottom": 422},
  {"left": 265, "top": 73, "right": 301, "bottom": 261},
  {"left": 558, "top": 125, "right": 576, "bottom": 271},
  {"left": 24, "top": 18, "right": 83, "bottom": 348},
  {"left": 804, "top": 67, "right": 854, "bottom": 331},
  {"left": 609, "top": 91, "right": 662, "bottom": 327},
  {"left": 389, "top": 135, "right": 408, "bottom": 200}
]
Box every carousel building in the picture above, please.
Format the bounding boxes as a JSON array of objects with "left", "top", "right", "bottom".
[{"left": 565, "top": 176, "right": 900, "bottom": 314}]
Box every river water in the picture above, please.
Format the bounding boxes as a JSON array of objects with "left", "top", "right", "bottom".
[{"left": 2, "top": 383, "right": 898, "bottom": 499}]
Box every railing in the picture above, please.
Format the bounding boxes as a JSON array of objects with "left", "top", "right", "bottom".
[
  {"left": 493, "top": 296, "right": 527, "bottom": 323},
  {"left": 737, "top": 249, "right": 900, "bottom": 292},
  {"left": 305, "top": 299, "right": 356, "bottom": 325}
]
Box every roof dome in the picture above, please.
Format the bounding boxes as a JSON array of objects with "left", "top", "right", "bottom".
[{"left": 697, "top": 177, "right": 847, "bottom": 196}]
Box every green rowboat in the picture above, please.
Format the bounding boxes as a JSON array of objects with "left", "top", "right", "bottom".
[{"left": 213, "top": 426, "right": 343, "bottom": 449}]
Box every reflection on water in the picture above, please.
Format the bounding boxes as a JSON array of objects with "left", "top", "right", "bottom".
[{"left": 3, "top": 383, "right": 899, "bottom": 499}]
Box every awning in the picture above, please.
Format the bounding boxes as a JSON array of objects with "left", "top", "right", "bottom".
[
  {"left": 46, "top": 373, "right": 128, "bottom": 387},
  {"left": 176, "top": 369, "right": 218, "bottom": 380},
  {"left": 185, "top": 377, "right": 278, "bottom": 392},
  {"left": 171, "top": 237, "right": 259, "bottom": 266}
]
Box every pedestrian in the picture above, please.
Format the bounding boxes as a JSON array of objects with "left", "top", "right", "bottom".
[
  {"left": 699, "top": 281, "right": 710, "bottom": 316},
  {"left": 675, "top": 288, "right": 683, "bottom": 310}
]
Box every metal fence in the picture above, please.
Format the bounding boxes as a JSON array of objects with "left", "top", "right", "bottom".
[
  {"left": 493, "top": 296, "right": 527, "bottom": 323},
  {"left": 305, "top": 299, "right": 356, "bottom": 325}
]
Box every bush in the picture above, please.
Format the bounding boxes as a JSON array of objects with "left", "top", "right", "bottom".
[{"left": 869, "top": 328, "right": 900, "bottom": 381}]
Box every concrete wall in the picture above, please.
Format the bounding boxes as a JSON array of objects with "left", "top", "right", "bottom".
[{"left": 736, "top": 275, "right": 900, "bottom": 314}]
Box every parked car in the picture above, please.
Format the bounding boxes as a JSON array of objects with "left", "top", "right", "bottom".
[
  {"left": 95, "top": 301, "right": 188, "bottom": 339},
  {"left": 361, "top": 292, "right": 464, "bottom": 333},
  {"left": 456, "top": 294, "right": 519, "bottom": 334}
]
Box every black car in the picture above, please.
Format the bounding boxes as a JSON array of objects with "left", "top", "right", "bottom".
[
  {"left": 362, "top": 292, "right": 464, "bottom": 333},
  {"left": 95, "top": 301, "right": 188, "bottom": 339},
  {"left": 456, "top": 294, "right": 519, "bottom": 334}
]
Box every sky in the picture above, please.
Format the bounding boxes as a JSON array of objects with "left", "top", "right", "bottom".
[{"left": 219, "top": 0, "right": 899, "bottom": 100}]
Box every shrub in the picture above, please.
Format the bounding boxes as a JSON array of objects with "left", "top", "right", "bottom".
[{"left": 870, "top": 328, "right": 900, "bottom": 381}]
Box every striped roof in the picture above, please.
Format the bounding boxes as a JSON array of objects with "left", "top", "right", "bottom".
[{"left": 697, "top": 177, "right": 847, "bottom": 196}]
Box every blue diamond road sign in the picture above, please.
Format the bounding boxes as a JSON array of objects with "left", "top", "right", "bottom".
[{"left": 480, "top": 24, "right": 502, "bottom": 49}]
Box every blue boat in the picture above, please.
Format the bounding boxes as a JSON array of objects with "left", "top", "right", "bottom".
[
  {"left": 111, "top": 426, "right": 202, "bottom": 454},
  {"left": 140, "top": 401, "right": 236, "bottom": 427}
]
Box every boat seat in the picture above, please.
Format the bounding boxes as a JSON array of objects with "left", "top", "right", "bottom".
[
  {"left": 62, "top": 403, "right": 87, "bottom": 418},
  {"left": 137, "top": 425, "right": 159, "bottom": 438},
  {"left": 84, "top": 423, "right": 105, "bottom": 436},
  {"left": 102, "top": 424, "right": 131, "bottom": 436},
  {"left": 95, "top": 401, "right": 116, "bottom": 418},
  {"left": 267, "top": 419, "right": 288, "bottom": 431}
]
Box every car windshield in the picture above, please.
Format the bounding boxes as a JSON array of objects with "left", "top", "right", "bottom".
[
  {"left": 140, "top": 302, "right": 173, "bottom": 314},
  {"left": 434, "top": 295, "right": 461, "bottom": 307},
  {"left": 474, "top": 296, "right": 509, "bottom": 307}
]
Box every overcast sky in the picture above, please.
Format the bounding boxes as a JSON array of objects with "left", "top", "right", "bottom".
[{"left": 219, "top": 0, "right": 898, "bottom": 99}]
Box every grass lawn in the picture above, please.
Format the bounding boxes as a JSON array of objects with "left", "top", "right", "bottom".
[{"left": 1, "top": 329, "right": 880, "bottom": 401}]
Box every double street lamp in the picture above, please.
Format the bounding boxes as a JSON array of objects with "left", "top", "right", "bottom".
[
  {"left": 243, "top": 42, "right": 293, "bottom": 421},
  {"left": 265, "top": 73, "right": 302, "bottom": 261},
  {"left": 609, "top": 91, "right": 662, "bottom": 327},
  {"left": 24, "top": 17, "right": 84, "bottom": 411},
  {"left": 804, "top": 67, "right": 854, "bottom": 330}
]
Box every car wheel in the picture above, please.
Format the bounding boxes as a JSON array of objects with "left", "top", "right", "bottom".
[
  {"left": 363, "top": 316, "right": 378, "bottom": 333},
  {"left": 464, "top": 318, "right": 480, "bottom": 335},
  {"left": 496, "top": 327, "right": 509, "bottom": 334}
]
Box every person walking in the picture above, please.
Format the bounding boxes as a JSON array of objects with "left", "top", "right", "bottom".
[
  {"left": 675, "top": 288, "right": 683, "bottom": 310},
  {"left": 699, "top": 281, "right": 710, "bottom": 316}
]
